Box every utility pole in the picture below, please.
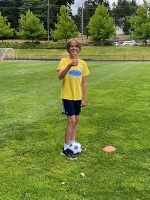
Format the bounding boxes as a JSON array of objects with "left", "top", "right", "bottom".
[
  {"left": 47, "top": 0, "right": 50, "bottom": 41},
  {"left": 81, "top": 0, "right": 84, "bottom": 44}
]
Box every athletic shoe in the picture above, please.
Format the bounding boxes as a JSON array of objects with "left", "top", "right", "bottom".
[
  {"left": 61, "top": 148, "right": 77, "bottom": 160},
  {"left": 81, "top": 147, "right": 86, "bottom": 151}
]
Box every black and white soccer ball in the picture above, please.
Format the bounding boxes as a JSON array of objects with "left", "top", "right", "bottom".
[{"left": 69, "top": 141, "right": 82, "bottom": 154}]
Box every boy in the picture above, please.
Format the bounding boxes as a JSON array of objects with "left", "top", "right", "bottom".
[{"left": 57, "top": 38, "right": 90, "bottom": 160}]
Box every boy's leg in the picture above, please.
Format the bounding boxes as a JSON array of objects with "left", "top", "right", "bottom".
[
  {"left": 61, "top": 115, "right": 78, "bottom": 160},
  {"left": 61, "top": 100, "right": 81, "bottom": 159},
  {"left": 65, "top": 115, "right": 78, "bottom": 145},
  {"left": 69, "top": 100, "right": 81, "bottom": 141},
  {"left": 70, "top": 115, "right": 79, "bottom": 141}
]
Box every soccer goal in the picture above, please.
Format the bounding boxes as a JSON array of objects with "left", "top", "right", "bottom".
[{"left": 0, "top": 48, "right": 14, "bottom": 61}]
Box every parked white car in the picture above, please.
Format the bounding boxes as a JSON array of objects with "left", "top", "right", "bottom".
[{"left": 121, "top": 40, "right": 138, "bottom": 46}]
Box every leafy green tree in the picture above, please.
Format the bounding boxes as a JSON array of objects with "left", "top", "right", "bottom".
[
  {"left": 17, "top": 10, "right": 47, "bottom": 42},
  {"left": 0, "top": 12, "right": 14, "bottom": 42},
  {"left": 129, "top": 2, "right": 150, "bottom": 44},
  {"left": 50, "top": 5, "right": 78, "bottom": 43},
  {"left": 18, "top": 0, "right": 47, "bottom": 30},
  {"left": 87, "top": 4, "right": 115, "bottom": 41},
  {"left": 73, "top": 0, "right": 110, "bottom": 37}
]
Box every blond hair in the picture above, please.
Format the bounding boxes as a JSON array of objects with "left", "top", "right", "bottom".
[{"left": 67, "top": 38, "right": 81, "bottom": 53}]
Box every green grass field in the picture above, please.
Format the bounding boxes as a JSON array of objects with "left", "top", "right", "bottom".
[{"left": 0, "top": 61, "right": 150, "bottom": 200}]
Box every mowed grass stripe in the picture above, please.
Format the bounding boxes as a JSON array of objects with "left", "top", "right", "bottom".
[{"left": 0, "top": 61, "right": 149, "bottom": 200}]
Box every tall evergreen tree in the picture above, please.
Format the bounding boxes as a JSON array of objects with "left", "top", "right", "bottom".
[
  {"left": 111, "top": 0, "right": 138, "bottom": 33},
  {"left": 0, "top": 0, "right": 22, "bottom": 29}
]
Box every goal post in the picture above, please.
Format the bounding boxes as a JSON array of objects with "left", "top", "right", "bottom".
[{"left": 0, "top": 48, "right": 14, "bottom": 61}]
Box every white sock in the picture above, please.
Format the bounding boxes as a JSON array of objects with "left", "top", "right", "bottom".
[
  {"left": 70, "top": 140, "right": 75, "bottom": 144},
  {"left": 64, "top": 144, "right": 70, "bottom": 150}
]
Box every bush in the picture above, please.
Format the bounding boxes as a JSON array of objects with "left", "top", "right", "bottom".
[{"left": 0, "top": 42, "right": 66, "bottom": 49}]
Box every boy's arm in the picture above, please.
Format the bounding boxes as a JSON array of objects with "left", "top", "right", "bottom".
[
  {"left": 58, "top": 58, "right": 78, "bottom": 80},
  {"left": 81, "top": 76, "right": 87, "bottom": 107},
  {"left": 58, "top": 64, "right": 71, "bottom": 80}
]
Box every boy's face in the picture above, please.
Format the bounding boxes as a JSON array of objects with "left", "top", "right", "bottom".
[{"left": 69, "top": 41, "right": 80, "bottom": 57}]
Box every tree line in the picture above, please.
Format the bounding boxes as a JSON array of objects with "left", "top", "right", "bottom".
[{"left": 0, "top": 0, "right": 150, "bottom": 43}]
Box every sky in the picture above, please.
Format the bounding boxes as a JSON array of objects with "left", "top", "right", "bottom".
[{"left": 71, "top": 0, "right": 145, "bottom": 15}]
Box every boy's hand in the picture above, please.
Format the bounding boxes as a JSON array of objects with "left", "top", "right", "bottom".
[
  {"left": 70, "top": 53, "right": 78, "bottom": 66},
  {"left": 81, "top": 99, "right": 86, "bottom": 107},
  {"left": 68, "top": 58, "right": 78, "bottom": 67},
  {"left": 72, "top": 58, "right": 78, "bottom": 66}
]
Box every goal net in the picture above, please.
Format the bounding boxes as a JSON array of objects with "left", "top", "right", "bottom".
[{"left": 0, "top": 48, "right": 14, "bottom": 61}]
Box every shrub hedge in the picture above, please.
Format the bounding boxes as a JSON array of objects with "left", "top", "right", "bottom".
[
  {"left": 0, "top": 39, "right": 114, "bottom": 49},
  {"left": 0, "top": 42, "right": 66, "bottom": 49}
]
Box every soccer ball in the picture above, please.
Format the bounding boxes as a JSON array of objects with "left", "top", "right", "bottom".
[{"left": 69, "top": 141, "right": 82, "bottom": 154}]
